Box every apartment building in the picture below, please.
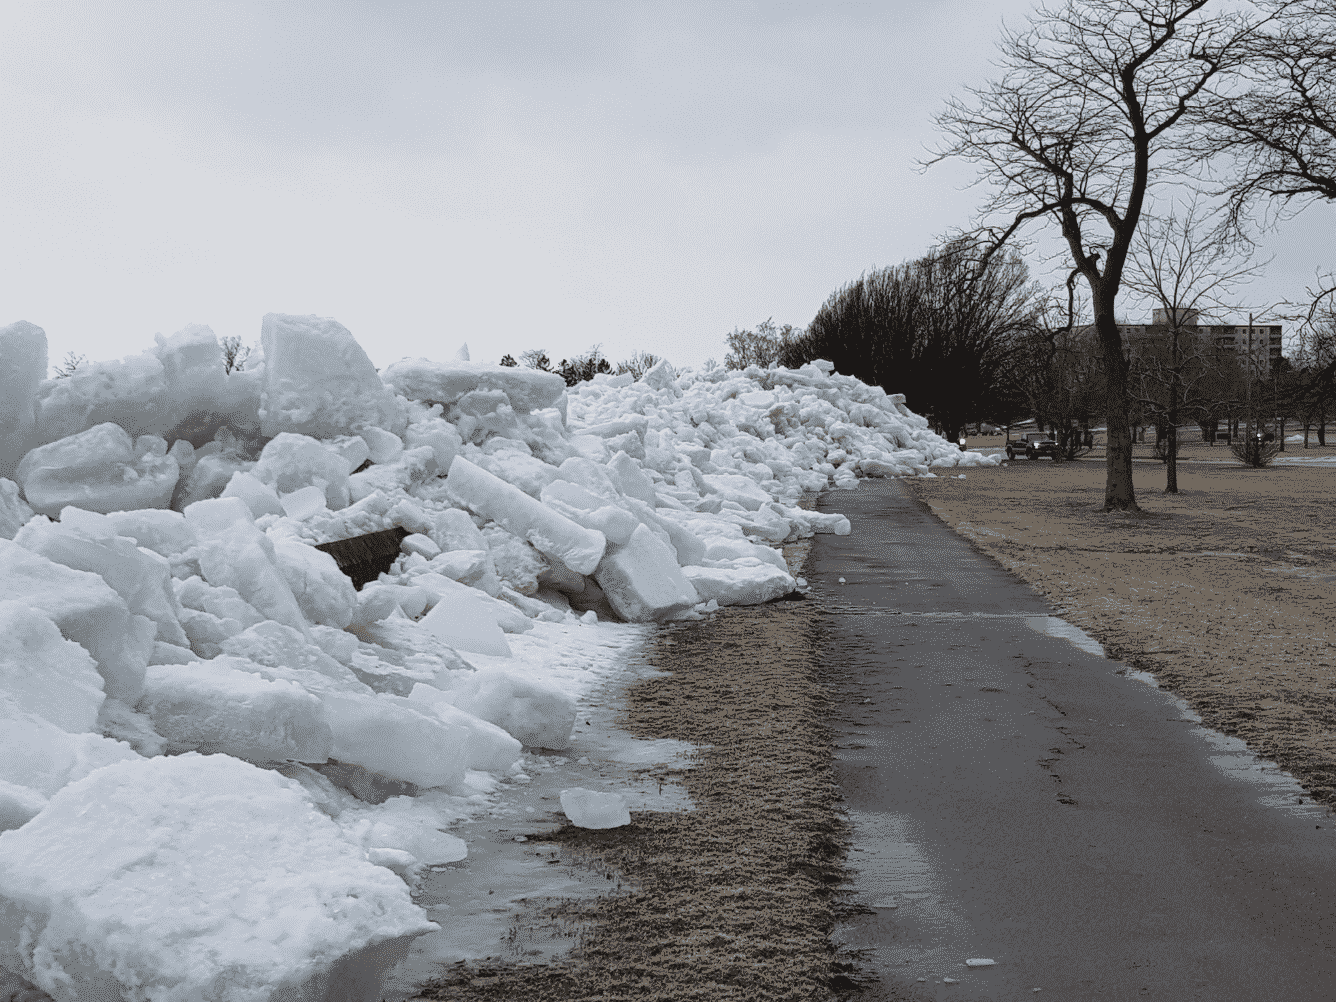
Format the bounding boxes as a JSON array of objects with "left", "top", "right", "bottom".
[{"left": 1081, "top": 308, "right": 1283, "bottom": 375}]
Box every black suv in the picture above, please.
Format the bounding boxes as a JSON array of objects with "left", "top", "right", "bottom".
[{"left": 1005, "top": 432, "right": 1060, "bottom": 461}]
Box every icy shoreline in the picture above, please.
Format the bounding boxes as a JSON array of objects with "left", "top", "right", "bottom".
[{"left": 0, "top": 314, "right": 997, "bottom": 1001}]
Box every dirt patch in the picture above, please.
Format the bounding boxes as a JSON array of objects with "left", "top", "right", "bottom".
[
  {"left": 902, "top": 451, "right": 1336, "bottom": 809},
  {"left": 411, "top": 594, "right": 859, "bottom": 1001}
]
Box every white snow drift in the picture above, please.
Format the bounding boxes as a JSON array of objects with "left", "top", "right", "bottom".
[{"left": 0, "top": 313, "right": 996, "bottom": 1001}]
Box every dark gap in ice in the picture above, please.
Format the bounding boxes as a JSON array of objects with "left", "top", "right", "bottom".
[{"left": 314, "top": 526, "right": 410, "bottom": 590}]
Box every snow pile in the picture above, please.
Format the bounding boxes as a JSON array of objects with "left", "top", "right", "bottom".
[{"left": 0, "top": 313, "right": 996, "bottom": 1000}]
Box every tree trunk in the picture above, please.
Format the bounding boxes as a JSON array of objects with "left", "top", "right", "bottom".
[
  {"left": 1304, "top": 423, "right": 1311, "bottom": 448},
  {"left": 1166, "top": 348, "right": 1179, "bottom": 494},
  {"left": 1319, "top": 417, "right": 1327, "bottom": 446},
  {"left": 1278, "top": 417, "right": 1285, "bottom": 451},
  {"left": 1093, "top": 305, "right": 1137, "bottom": 510}
]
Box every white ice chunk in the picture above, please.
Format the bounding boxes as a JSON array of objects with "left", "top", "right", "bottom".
[
  {"left": 280, "top": 484, "right": 330, "bottom": 520},
  {"left": 360, "top": 426, "right": 404, "bottom": 465},
  {"left": 137, "top": 661, "right": 333, "bottom": 763},
  {"left": 559, "top": 788, "right": 631, "bottom": 829},
  {"left": 683, "top": 562, "right": 796, "bottom": 606},
  {"left": 701, "top": 472, "right": 772, "bottom": 511},
  {"left": 400, "top": 532, "right": 441, "bottom": 560},
  {"left": 0, "top": 699, "right": 140, "bottom": 798},
  {"left": 324, "top": 434, "right": 371, "bottom": 472},
  {"left": 446, "top": 455, "right": 606, "bottom": 575},
  {"left": 258, "top": 312, "right": 406, "bottom": 438},
  {"left": 185, "top": 497, "right": 310, "bottom": 634},
  {"left": 403, "top": 685, "right": 524, "bottom": 772},
  {"left": 404, "top": 416, "right": 461, "bottom": 473},
  {"left": 641, "top": 357, "right": 676, "bottom": 390},
  {"left": 171, "top": 450, "right": 250, "bottom": 511},
  {"left": 15, "top": 516, "right": 189, "bottom": 648},
  {"left": 382, "top": 357, "right": 566, "bottom": 412},
  {"left": 0, "top": 539, "right": 152, "bottom": 705},
  {"left": 440, "top": 668, "right": 577, "bottom": 749},
  {"left": 593, "top": 523, "right": 700, "bottom": 623},
  {"left": 417, "top": 583, "right": 512, "bottom": 658},
  {"left": 425, "top": 548, "right": 488, "bottom": 582},
  {"left": 607, "top": 450, "right": 657, "bottom": 506},
  {"left": 0, "top": 320, "right": 46, "bottom": 480},
  {"left": 16, "top": 423, "right": 180, "bottom": 516},
  {"left": 0, "top": 601, "right": 106, "bottom": 733},
  {"left": 253, "top": 432, "right": 354, "bottom": 510},
  {"left": 0, "top": 779, "right": 47, "bottom": 832},
  {"left": 539, "top": 480, "right": 639, "bottom": 545},
  {"left": 0, "top": 478, "right": 34, "bottom": 540},
  {"left": 272, "top": 538, "right": 358, "bottom": 629},
  {"left": 320, "top": 691, "right": 469, "bottom": 789},
  {"left": 0, "top": 754, "right": 437, "bottom": 1002},
  {"left": 220, "top": 470, "right": 284, "bottom": 517},
  {"left": 218, "top": 622, "right": 365, "bottom": 694}
]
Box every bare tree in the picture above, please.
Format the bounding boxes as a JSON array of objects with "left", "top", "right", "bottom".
[
  {"left": 220, "top": 335, "right": 251, "bottom": 375},
  {"left": 519, "top": 349, "right": 552, "bottom": 371},
  {"left": 52, "top": 351, "right": 86, "bottom": 378},
  {"left": 931, "top": 0, "right": 1263, "bottom": 510},
  {"left": 724, "top": 319, "right": 801, "bottom": 371},
  {"left": 614, "top": 350, "right": 660, "bottom": 380},
  {"left": 1123, "top": 199, "right": 1266, "bottom": 491},
  {"left": 1198, "top": 0, "right": 1336, "bottom": 228}
]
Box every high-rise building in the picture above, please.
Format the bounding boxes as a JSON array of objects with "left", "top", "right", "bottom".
[{"left": 1077, "top": 311, "right": 1283, "bottom": 375}]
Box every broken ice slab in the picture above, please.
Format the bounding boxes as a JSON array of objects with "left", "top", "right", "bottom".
[
  {"left": 0, "top": 754, "right": 437, "bottom": 1002},
  {"left": 966, "top": 958, "right": 997, "bottom": 967},
  {"left": 446, "top": 455, "right": 606, "bottom": 575}
]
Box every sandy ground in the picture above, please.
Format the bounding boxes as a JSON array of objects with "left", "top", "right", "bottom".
[{"left": 902, "top": 446, "right": 1336, "bottom": 812}]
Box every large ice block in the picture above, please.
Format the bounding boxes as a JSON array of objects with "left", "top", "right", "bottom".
[
  {"left": 559, "top": 788, "right": 631, "bottom": 829},
  {"left": 0, "top": 601, "right": 106, "bottom": 733},
  {"left": 382, "top": 357, "right": 566, "bottom": 412},
  {"left": 253, "top": 432, "right": 354, "bottom": 510},
  {"left": 0, "top": 753, "right": 437, "bottom": 1002},
  {"left": 593, "top": 523, "right": 700, "bottom": 622},
  {"left": 404, "top": 685, "right": 524, "bottom": 772},
  {"left": 0, "top": 479, "right": 33, "bottom": 540},
  {"left": 683, "top": 561, "right": 796, "bottom": 606},
  {"left": 271, "top": 538, "right": 358, "bottom": 629},
  {"left": 446, "top": 456, "right": 606, "bottom": 575},
  {"left": 440, "top": 668, "right": 577, "bottom": 750},
  {"left": 14, "top": 517, "right": 188, "bottom": 648},
  {"left": 184, "top": 497, "right": 309, "bottom": 634},
  {"left": 417, "top": 582, "right": 513, "bottom": 658},
  {"left": 259, "top": 312, "right": 406, "bottom": 438},
  {"left": 0, "top": 702, "right": 140, "bottom": 801},
  {"left": 16, "top": 423, "right": 180, "bottom": 516},
  {"left": 59, "top": 507, "right": 197, "bottom": 561},
  {"left": 320, "top": 691, "right": 470, "bottom": 790},
  {"left": 31, "top": 325, "right": 263, "bottom": 449},
  {"left": 138, "top": 661, "right": 334, "bottom": 763},
  {"left": 0, "top": 540, "right": 153, "bottom": 705},
  {"left": 0, "top": 320, "right": 46, "bottom": 480}
]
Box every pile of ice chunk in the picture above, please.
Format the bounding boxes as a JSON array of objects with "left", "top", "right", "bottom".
[{"left": 0, "top": 312, "right": 998, "bottom": 1000}]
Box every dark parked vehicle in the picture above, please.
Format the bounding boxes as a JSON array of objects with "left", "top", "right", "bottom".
[{"left": 1005, "top": 431, "right": 1060, "bottom": 461}]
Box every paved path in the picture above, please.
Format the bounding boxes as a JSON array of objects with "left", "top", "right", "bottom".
[{"left": 811, "top": 477, "right": 1335, "bottom": 1001}]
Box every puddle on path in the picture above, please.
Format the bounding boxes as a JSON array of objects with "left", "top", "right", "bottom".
[
  {"left": 381, "top": 646, "right": 706, "bottom": 998},
  {"left": 831, "top": 811, "right": 994, "bottom": 992}
]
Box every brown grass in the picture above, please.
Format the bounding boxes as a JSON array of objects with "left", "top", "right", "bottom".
[
  {"left": 902, "top": 452, "right": 1336, "bottom": 809},
  {"left": 411, "top": 592, "right": 859, "bottom": 1001}
]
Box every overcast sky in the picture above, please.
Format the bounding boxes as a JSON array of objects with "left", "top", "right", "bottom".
[{"left": 3, "top": 1, "right": 1330, "bottom": 376}]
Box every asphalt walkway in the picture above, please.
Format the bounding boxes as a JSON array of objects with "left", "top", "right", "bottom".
[{"left": 811, "top": 476, "right": 1335, "bottom": 1001}]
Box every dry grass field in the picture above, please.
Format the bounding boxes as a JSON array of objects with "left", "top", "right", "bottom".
[{"left": 903, "top": 446, "right": 1336, "bottom": 811}]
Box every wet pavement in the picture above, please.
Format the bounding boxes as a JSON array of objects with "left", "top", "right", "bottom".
[{"left": 813, "top": 477, "right": 1336, "bottom": 1001}]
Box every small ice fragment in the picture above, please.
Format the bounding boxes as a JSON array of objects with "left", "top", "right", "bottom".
[
  {"left": 966, "top": 959, "right": 996, "bottom": 967},
  {"left": 956, "top": 474, "right": 966, "bottom": 479},
  {"left": 513, "top": 835, "right": 527, "bottom": 842},
  {"left": 917, "top": 978, "right": 927, "bottom": 983},
  {"left": 577, "top": 757, "right": 591, "bottom": 764},
  {"left": 279, "top": 485, "right": 328, "bottom": 520},
  {"left": 838, "top": 576, "right": 846, "bottom": 584},
  {"left": 560, "top": 787, "right": 630, "bottom": 829},
  {"left": 944, "top": 977, "right": 959, "bottom": 984}
]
